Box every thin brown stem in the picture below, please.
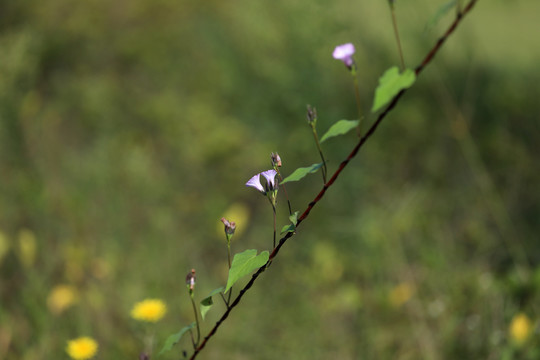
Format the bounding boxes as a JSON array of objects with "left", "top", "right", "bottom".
[
  {"left": 190, "top": 295, "right": 200, "bottom": 347},
  {"left": 352, "top": 72, "right": 363, "bottom": 136},
  {"left": 390, "top": 4, "right": 406, "bottom": 70},
  {"left": 189, "top": 329, "right": 196, "bottom": 350},
  {"left": 276, "top": 169, "right": 293, "bottom": 215},
  {"left": 226, "top": 242, "right": 231, "bottom": 269},
  {"left": 272, "top": 204, "right": 277, "bottom": 248},
  {"left": 311, "top": 128, "right": 327, "bottom": 183},
  {"left": 189, "top": 2, "right": 477, "bottom": 358},
  {"left": 219, "top": 292, "right": 229, "bottom": 307}
]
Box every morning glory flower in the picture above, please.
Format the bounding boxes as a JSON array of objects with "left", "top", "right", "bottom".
[
  {"left": 246, "top": 169, "right": 278, "bottom": 194},
  {"left": 246, "top": 168, "right": 280, "bottom": 248},
  {"left": 261, "top": 169, "right": 277, "bottom": 191},
  {"left": 332, "top": 43, "right": 355, "bottom": 68},
  {"left": 246, "top": 173, "right": 265, "bottom": 193}
]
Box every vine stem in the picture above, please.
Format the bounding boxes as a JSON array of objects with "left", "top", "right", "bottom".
[
  {"left": 276, "top": 169, "right": 293, "bottom": 215},
  {"left": 390, "top": 3, "right": 406, "bottom": 70},
  {"left": 226, "top": 235, "right": 232, "bottom": 305},
  {"left": 272, "top": 204, "right": 277, "bottom": 248},
  {"left": 190, "top": 295, "right": 200, "bottom": 347},
  {"left": 311, "top": 127, "right": 328, "bottom": 183},
  {"left": 351, "top": 67, "right": 364, "bottom": 136},
  {"left": 189, "top": 2, "right": 478, "bottom": 358}
]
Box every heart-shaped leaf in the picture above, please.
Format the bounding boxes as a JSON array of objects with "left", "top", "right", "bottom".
[
  {"left": 200, "top": 286, "right": 225, "bottom": 320},
  {"left": 372, "top": 66, "right": 416, "bottom": 113},
  {"left": 281, "top": 163, "right": 323, "bottom": 184},
  {"left": 320, "top": 119, "right": 359, "bottom": 143},
  {"left": 225, "top": 249, "right": 269, "bottom": 293},
  {"left": 159, "top": 322, "right": 195, "bottom": 355},
  {"left": 280, "top": 211, "right": 299, "bottom": 234}
]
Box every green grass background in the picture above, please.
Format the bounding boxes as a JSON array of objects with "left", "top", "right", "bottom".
[{"left": 1, "top": 0, "right": 539, "bottom": 358}]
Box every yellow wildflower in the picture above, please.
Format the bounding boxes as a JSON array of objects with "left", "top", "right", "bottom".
[
  {"left": 66, "top": 337, "right": 98, "bottom": 360},
  {"left": 509, "top": 313, "right": 533, "bottom": 345},
  {"left": 47, "top": 284, "right": 78, "bottom": 315},
  {"left": 389, "top": 282, "right": 414, "bottom": 308},
  {"left": 131, "top": 299, "right": 167, "bottom": 322}
]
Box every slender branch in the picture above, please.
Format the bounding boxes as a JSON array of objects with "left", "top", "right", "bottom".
[
  {"left": 351, "top": 71, "right": 363, "bottom": 136},
  {"left": 219, "top": 292, "right": 229, "bottom": 308},
  {"left": 226, "top": 287, "right": 232, "bottom": 307},
  {"left": 311, "top": 127, "right": 328, "bottom": 183},
  {"left": 390, "top": 3, "right": 406, "bottom": 70},
  {"left": 272, "top": 204, "right": 277, "bottom": 248},
  {"left": 189, "top": 2, "right": 477, "bottom": 358},
  {"left": 190, "top": 295, "right": 200, "bottom": 347},
  {"left": 276, "top": 169, "right": 293, "bottom": 215}
]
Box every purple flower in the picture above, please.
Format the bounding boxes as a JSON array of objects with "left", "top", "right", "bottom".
[
  {"left": 246, "top": 173, "right": 265, "bottom": 193},
  {"left": 261, "top": 169, "right": 277, "bottom": 190},
  {"left": 333, "top": 43, "right": 355, "bottom": 68},
  {"left": 246, "top": 169, "right": 278, "bottom": 194}
]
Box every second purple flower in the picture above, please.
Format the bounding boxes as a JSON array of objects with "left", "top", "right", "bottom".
[{"left": 246, "top": 169, "right": 278, "bottom": 195}]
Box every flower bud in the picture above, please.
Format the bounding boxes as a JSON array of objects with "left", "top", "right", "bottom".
[
  {"left": 271, "top": 152, "right": 282, "bottom": 168},
  {"left": 220, "top": 217, "right": 236, "bottom": 236},
  {"left": 185, "top": 268, "right": 196, "bottom": 291},
  {"left": 306, "top": 105, "right": 317, "bottom": 125}
]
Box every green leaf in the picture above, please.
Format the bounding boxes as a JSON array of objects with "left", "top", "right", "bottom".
[
  {"left": 371, "top": 66, "right": 416, "bottom": 113},
  {"left": 280, "top": 211, "right": 299, "bottom": 234},
  {"left": 200, "top": 286, "right": 225, "bottom": 320},
  {"left": 280, "top": 223, "right": 295, "bottom": 234},
  {"left": 289, "top": 211, "right": 299, "bottom": 225},
  {"left": 159, "top": 322, "right": 195, "bottom": 355},
  {"left": 225, "top": 249, "right": 269, "bottom": 293},
  {"left": 281, "top": 163, "right": 323, "bottom": 184},
  {"left": 320, "top": 119, "right": 359, "bottom": 143}
]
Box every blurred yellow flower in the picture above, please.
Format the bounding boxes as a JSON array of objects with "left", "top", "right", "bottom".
[
  {"left": 17, "top": 229, "right": 36, "bottom": 268},
  {"left": 509, "top": 313, "right": 533, "bottom": 345},
  {"left": 131, "top": 299, "right": 167, "bottom": 322},
  {"left": 47, "top": 284, "right": 78, "bottom": 315},
  {"left": 66, "top": 337, "right": 98, "bottom": 360},
  {"left": 389, "top": 282, "right": 414, "bottom": 308}
]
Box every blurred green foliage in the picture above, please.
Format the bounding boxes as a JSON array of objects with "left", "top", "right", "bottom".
[{"left": 1, "top": 0, "right": 539, "bottom": 359}]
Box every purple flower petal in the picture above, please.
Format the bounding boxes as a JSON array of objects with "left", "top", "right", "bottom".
[
  {"left": 333, "top": 43, "right": 355, "bottom": 67},
  {"left": 261, "top": 169, "right": 277, "bottom": 189},
  {"left": 246, "top": 173, "right": 265, "bottom": 193}
]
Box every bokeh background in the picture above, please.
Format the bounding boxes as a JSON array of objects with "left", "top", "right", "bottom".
[{"left": 1, "top": 0, "right": 539, "bottom": 359}]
